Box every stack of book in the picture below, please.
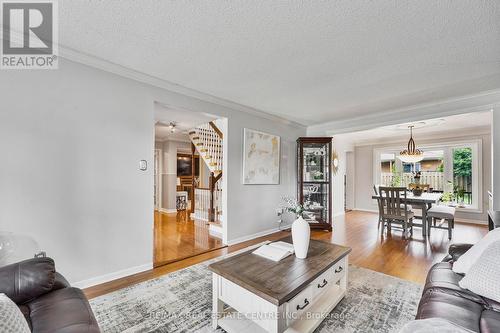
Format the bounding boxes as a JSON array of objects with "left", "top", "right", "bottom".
[{"left": 252, "top": 241, "right": 295, "bottom": 261}]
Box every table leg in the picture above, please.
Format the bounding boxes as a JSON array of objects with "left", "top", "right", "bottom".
[
  {"left": 212, "top": 273, "right": 224, "bottom": 330},
  {"left": 269, "top": 304, "right": 287, "bottom": 333},
  {"left": 340, "top": 256, "right": 348, "bottom": 291},
  {"left": 422, "top": 203, "right": 431, "bottom": 237}
]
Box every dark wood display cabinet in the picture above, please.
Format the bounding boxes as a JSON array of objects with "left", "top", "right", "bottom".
[{"left": 297, "top": 137, "right": 333, "bottom": 231}]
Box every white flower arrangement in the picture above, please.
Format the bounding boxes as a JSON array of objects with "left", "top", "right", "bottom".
[
  {"left": 313, "top": 170, "right": 324, "bottom": 180},
  {"left": 281, "top": 196, "right": 311, "bottom": 218}
]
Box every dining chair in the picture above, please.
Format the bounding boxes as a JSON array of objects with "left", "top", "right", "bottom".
[
  {"left": 373, "top": 185, "right": 384, "bottom": 229},
  {"left": 378, "top": 186, "right": 414, "bottom": 238},
  {"left": 427, "top": 205, "right": 456, "bottom": 239}
]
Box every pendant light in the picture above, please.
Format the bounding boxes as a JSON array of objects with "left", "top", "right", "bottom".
[{"left": 398, "top": 125, "right": 424, "bottom": 163}]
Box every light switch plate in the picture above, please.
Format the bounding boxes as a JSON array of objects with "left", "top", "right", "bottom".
[{"left": 139, "top": 160, "right": 147, "bottom": 171}]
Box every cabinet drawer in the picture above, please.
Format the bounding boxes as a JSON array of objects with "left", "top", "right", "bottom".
[
  {"left": 286, "top": 284, "right": 313, "bottom": 323},
  {"left": 312, "top": 266, "right": 334, "bottom": 299},
  {"left": 331, "top": 257, "right": 346, "bottom": 283}
]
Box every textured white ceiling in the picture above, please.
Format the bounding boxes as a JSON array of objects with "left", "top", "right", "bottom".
[
  {"left": 60, "top": 1, "right": 500, "bottom": 125},
  {"left": 336, "top": 111, "right": 492, "bottom": 146},
  {"left": 154, "top": 103, "right": 217, "bottom": 141}
]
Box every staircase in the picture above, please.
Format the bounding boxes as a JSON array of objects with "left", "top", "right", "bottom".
[
  {"left": 189, "top": 121, "right": 223, "bottom": 231},
  {"left": 189, "top": 122, "right": 222, "bottom": 175}
]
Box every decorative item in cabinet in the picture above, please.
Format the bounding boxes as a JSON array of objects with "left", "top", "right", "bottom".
[{"left": 297, "top": 137, "right": 332, "bottom": 231}]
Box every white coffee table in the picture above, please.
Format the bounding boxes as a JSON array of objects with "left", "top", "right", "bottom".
[{"left": 208, "top": 237, "right": 351, "bottom": 333}]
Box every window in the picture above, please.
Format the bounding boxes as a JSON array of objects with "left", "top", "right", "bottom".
[
  {"left": 374, "top": 140, "right": 482, "bottom": 211},
  {"left": 452, "top": 147, "right": 473, "bottom": 206}
]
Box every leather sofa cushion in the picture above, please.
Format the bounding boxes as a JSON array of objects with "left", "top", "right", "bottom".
[
  {"left": 423, "top": 262, "right": 486, "bottom": 305},
  {"left": 17, "top": 305, "right": 32, "bottom": 331},
  {"left": 480, "top": 310, "right": 500, "bottom": 333},
  {"left": 0, "top": 257, "right": 55, "bottom": 304},
  {"left": 417, "top": 291, "right": 483, "bottom": 332},
  {"left": 28, "top": 287, "right": 100, "bottom": 333},
  {"left": 484, "top": 297, "right": 500, "bottom": 312}
]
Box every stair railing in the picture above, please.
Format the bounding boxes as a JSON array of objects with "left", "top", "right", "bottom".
[{"left": 189, "top": 121, "right": 223, "bottom": 222}]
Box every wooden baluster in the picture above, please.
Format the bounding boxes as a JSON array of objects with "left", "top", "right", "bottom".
[
  {"left": 209, "top": 172, "right": 215, "bottom": 222},
  {"left": 211, "top": 130, "right": 215, "bottom": 170}
]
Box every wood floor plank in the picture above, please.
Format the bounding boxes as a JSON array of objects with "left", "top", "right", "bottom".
[
  {"left": 153, "top": 210, "right": 225, "bottom": 267},
  {"left": 84, "top": 211, "right": 487, "bottom": 299}
]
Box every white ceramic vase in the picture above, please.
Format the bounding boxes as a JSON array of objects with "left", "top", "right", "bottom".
[{"left": 291, "top": 216, "right": 310, "bottom": 259}]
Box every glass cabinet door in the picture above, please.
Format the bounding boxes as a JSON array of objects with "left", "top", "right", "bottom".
[{"left": 297, "top": 138, "right": 332, "bottom": 228}]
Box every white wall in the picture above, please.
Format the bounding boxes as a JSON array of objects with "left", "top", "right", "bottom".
[
  {"left": 0, "top": 58, "right": 305, "bottom": 286},
  {"left": 354, "top": 145, "right": 375, "bottom": 213},
  {"left": 493, "top": 111, "right": 500, "bottom": 211},
  {"left": 331, "top": 136, "right": 354, "bottom": 218},
  {"left": 225, "top": 118, "right": 303, "bottom": 243},
  {"left": 345, "top": 152, "right": 355, "bottom": 210},
  {"left": 353, "top": 133, "right": 492, "bottom": 223},
  {"left": 0, "top": 62, "right": 155, "bottom": 285}
]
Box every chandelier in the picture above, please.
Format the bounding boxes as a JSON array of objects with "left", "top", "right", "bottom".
[{"left": 399, "top": 125, "right": 423, "bottom": 163}]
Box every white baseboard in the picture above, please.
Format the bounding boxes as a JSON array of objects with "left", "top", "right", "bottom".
[
  {"left": 353, "top": 208, "right": 379, "bottom": 214},
  {"left": 227, "top": 226, "right": 289, "bottom": 246},
  {"left": 334, "top": 211, "right": 346, "bottom": 218},
  {"left": 72, "top": 262, "right": 153, "bottom": 289},
  {"left": 209, "top": 223, "right": 223, "bottom": 238},
  {"left": 159, "top": 208, "right": 177, "bottom": 214},
  {"left": 455, "top": 218, "right": 488, "bottom": 225}
]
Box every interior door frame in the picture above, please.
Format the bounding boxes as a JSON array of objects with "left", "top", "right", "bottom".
[{"left": 154, "top": 148, "right": 161, "bottom": 210}]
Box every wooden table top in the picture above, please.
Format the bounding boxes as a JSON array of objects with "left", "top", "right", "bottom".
[
  {"left": 371, "top": 192, "right": 442, "bottom": 203},
  {"left": 208, "top": 236, "right": 351, "bottom": 305}
]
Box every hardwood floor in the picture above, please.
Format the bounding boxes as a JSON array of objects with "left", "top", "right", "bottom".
[
  {"left": 153, "top": 210, "right": 225, "bottom": 267},
  {"left": 314, "top": 211, "right": 487, "bottom": 283},
  {"left": 84, "top": 210, "right": 487, "bottom": 299}
]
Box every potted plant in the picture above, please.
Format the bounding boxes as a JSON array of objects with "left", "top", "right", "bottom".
[
  {"left": 441, "top": 191, "right": 455, "bottom": 204},
  {"left": 442, "top": 181, "right": 457, "bottom": 206},
  {"left": 281, "top": 196, "right": 311, "bottom": 259},
  {"left": 412, "top": 171, "right": 423, "bottom": 196},
  {"left": 390, "top": 164, "right": 401, "bottom": 187}
]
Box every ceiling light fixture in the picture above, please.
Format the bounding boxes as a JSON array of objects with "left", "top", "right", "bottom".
[
  {"left": 399, "top": 125, "right": 424, "bottom": 163},
  {"left": 168, "top": 122, "right": 176, "bottom": 133}
]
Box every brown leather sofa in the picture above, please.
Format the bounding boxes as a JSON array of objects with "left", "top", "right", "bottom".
[
  {"left": 416, "top": 243, "right": 500, "bottom": 332},
  {"left": 0, "top": 257, "right": 100, "bottom": 333}
]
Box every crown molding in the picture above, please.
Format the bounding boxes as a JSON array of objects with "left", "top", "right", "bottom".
[
  {"left": 2, "top": 34, "right": 497, "bottom": 132},
  {"left": 308, "top": 90, "right": 500, "bottom": 135},
  {"left": 349, "top": 125, "right": 491, "bottom": 148},
  {"left": 56, "top": 46, "right": 306, "bottom": 129}
]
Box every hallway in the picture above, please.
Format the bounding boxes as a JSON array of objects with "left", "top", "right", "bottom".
[{"left": 153, "top": 210, "right": 225, "bottom": 267}]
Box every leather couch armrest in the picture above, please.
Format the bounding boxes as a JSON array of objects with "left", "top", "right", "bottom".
[
  {"left": 52, "top": 272, "right": 70, "bottom": 290},
  {"left": 0, "top": 257, "right": 56, "bottom": 304},
  {"left": 448, "top": 243, "right": 474, "bottom": 262}
]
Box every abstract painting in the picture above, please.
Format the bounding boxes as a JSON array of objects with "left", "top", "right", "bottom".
[{"left": 242, "top": 128, "right": 280, "bottom": 184}]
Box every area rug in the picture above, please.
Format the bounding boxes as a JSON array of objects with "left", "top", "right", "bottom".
[{"left": 90, "top": 247, "right": 422, "bottom": 333}]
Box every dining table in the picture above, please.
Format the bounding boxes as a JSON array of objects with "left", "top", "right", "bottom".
[{"left": 372, "top": 192, "right": 443, "bottom": 237}]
